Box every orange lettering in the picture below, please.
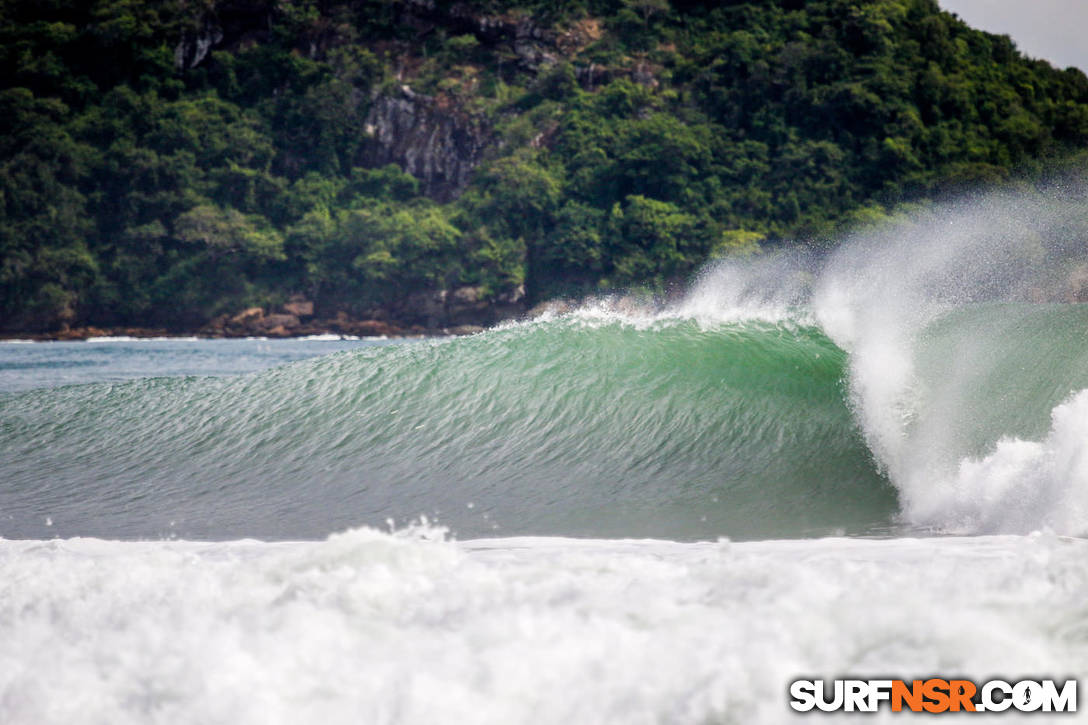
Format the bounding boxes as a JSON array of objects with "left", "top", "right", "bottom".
[
  {"left": 948, "top": 680, "right": 977, "bottom": 712},
  {"left": 923, "top": 679, "right": 951, "bottom": 713},
  {"left": 892, "top": 680, "right": 924, "bottom": 712}
]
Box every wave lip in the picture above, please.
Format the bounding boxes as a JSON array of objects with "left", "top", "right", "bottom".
[{"left": 803, "top": 184, "right": 1088, "bottom": 536}]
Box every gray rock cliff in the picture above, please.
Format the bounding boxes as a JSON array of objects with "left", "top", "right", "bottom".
[{"left": 362, "top": 86, "right": 491, "bottom": 202}]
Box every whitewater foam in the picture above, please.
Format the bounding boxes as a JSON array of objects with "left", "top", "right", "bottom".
[
  {"left": 296, "top": 333, "right": 365, "bottom": 341},
  {"left": 85, "top": 336, "right": 206, "bottom": 343},
  {"left": 910, "top": 388, "right": 1088, "bottom": 533},
  {"left": 0, "top": 527, "right": 1083, "bottom": 725},
  {"left": 802, "top": 187, "right": 1088, "bottom": 536},
  {"left": 525, "top": 251, "right": 815, "bottom": 330}
]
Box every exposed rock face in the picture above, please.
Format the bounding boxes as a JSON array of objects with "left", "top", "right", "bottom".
[
  {"left": 179, "top": 286, "right": 528, "bottom": 338},
  {"left": 448, "top": 324, "right": 484, "bottom": 336},
  {"left": 512, "top": 37, "right": 558, "bottom": 71},
  {"left": 282, "top": 299, "right": 314, "bottom": 317},
  {"left": 171, "top": 1, "right": 577, "bottom": 202},
  {"left": 230, "top": 307, "right": 264, "bottom": 325},
  {"left": 258, "top": 313, "right": 300, "bottom": 331},
  {"left": 405, "top": 1, "right": 559, "bottom": 71},
  {"left": 174, "top": 17, "right": 223, "bottom": 70},
  {"left": 175, "top": 0, "right": 278, "bottom": 70},
  {"left": 397, "top": 289, "right": 449, "bottom": 328},
  {"left": 393, "top": 284, "right": 526, "bottom": 327},
  {"left": 450, "top": 286, "right": 481, "bottom": 305},
  {"left": 362, "top": 87, "right": 491, "bottom": 202},
  {"left": 631, "top": 61, "right": 659, "bottom": 88}
]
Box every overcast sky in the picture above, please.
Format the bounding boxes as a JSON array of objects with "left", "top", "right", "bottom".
[{"left": 939, "top": 0, "right": 1088, "bottom": 72}]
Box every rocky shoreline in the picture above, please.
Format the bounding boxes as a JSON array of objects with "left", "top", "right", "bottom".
[
  {"left": 0, "top": 316, "right": 493, "bottom": 342},
  {"left": 0, "top": 286, "right": 536, "bottom": 342},
  {"left": 0, "top": 322, "right": 484, "bottom": 343}
]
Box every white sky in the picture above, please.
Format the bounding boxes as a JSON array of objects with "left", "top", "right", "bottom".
[{"left": 939, "top": 0, "right": 1088, "bottom": 72}]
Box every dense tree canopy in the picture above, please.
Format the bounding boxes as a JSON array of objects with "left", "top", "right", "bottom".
[{"left": 1, "top": 0, "right": 1087, "bottom": 330}]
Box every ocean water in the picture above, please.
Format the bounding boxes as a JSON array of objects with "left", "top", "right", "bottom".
[
  {"left": 0, "top": 335, "right": 400, "bottom": 393},
  {"left": 2, "top": 188, "right": 1088, "bottom": 723}
]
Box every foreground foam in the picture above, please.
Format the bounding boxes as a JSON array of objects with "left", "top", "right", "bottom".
[{"left": 0, "top": 528, "right": 1083, "bottom": 724}]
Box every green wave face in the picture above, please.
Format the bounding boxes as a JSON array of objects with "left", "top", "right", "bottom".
[
  {"left": 0, "top": 317, "right": 896, "bottom": 541},
  {"left": 883, "top": 303, "right": 1088, "bottom": 532},
  {"left": 910, "top": 304, "right": 1088, "bottom": 458}
]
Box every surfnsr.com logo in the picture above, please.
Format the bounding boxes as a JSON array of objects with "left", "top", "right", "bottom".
[{"left": 790, "top": 679, "right": 1077, "bottom": 713}]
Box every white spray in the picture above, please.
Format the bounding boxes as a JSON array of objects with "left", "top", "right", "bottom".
[{"left": 684, "top": 182, "right": 1088, "bottom": 534}]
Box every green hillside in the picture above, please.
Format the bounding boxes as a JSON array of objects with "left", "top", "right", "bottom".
[{"left": 2, "top": 0, "right": 1087, "bottom": 331}]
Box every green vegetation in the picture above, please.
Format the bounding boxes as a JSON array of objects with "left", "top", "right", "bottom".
[{"left": 2, "top": 0, "right": 1087, "bottom": 330}]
